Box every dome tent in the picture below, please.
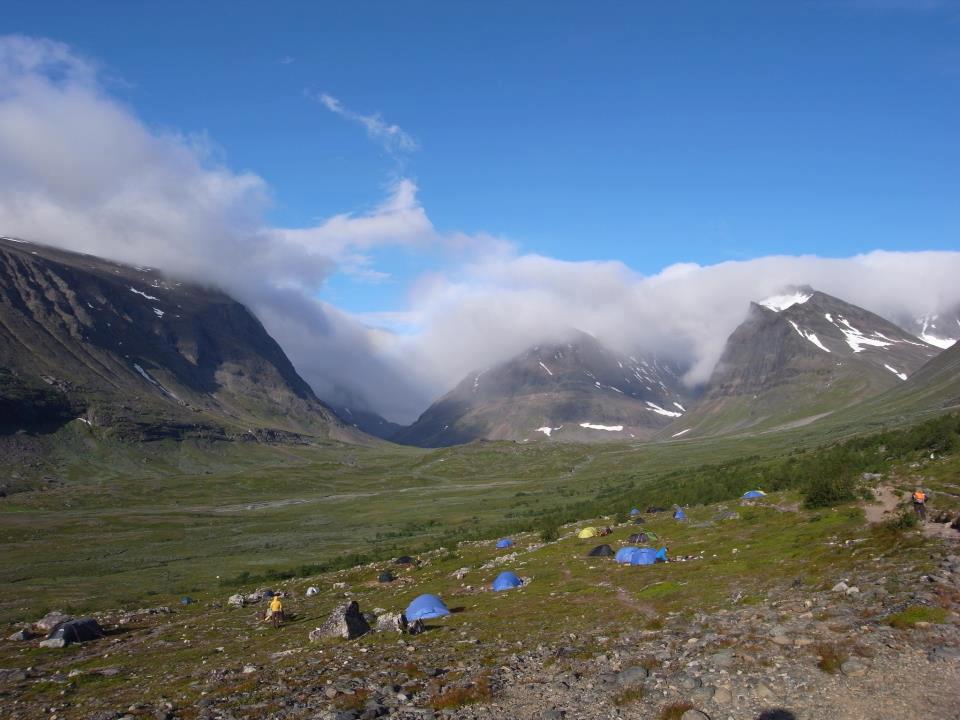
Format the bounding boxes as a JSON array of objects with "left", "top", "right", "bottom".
[
  {"left": 496, "top": 538, "right": 514, "bottom": 549},
  {"left": 378, "top": 570, "right": 396, "bottom": 583},
  {"left": 630, "top": 548, "right": 659, "bottom": 565},
  {"left": 491, "top": 571, "right": 523, "bottom": 591},
  {"left": 673, "top": 508, "right": 687, "bottom": 521},
  {"left": 587, "top": 544, "right": 615, "bottom": 557},
  {"left": 46, "top": 618, "right": 104, "bottom": 646},
  {"left": 577, "top": 527, "right": 599, "bottom": 539},
  {"left": 405, "top": 594, "right": 449, "bottom": 621},
  {"left": 630, "top": 547, "right": 669, "bottom": 565},
  {"left": 630, "top": 508, "right": 641, "bottom": 516},
  {"left": 742, "top": 490, "right": 767, "bottom": 499},
  {"left": 615, "top": 546, "right": 640, "bottom": 563},
  {"left": 628, "top": 532, "right": 649, "bottom": 544}
]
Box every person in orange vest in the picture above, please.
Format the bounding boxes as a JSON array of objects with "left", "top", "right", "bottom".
[{"left": 912, "top": 488, "right": 927, "bottom": 523}]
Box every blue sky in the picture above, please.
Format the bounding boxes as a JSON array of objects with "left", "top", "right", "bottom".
[{"left": 4, "top": 0, "right": 959, "bottom": 317}]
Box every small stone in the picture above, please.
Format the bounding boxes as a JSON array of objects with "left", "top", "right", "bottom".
[
  {"left": 845, "top": 586, "right": 860, "bottom": 596},
  {"left": 754, "top": 682, "right": 776, "bottom": 700},
  {"left": 39, "top": 638, "right": 66, "bottom": 649},
  {"left": 690, "top": 685, "right": 715, "bottom": 703},
  {"left": 831, "top": 582, "right": 849, "bottom": 593},
  {"left": 7, "top": 629, "right": 32, "bottom": 641},
  {"left": 242, "top": 665, "right": 257, "bottom": 674},
  {"left": 616, "top": 666, "right": 650, "bottom": 685},
  {"left": 713, "top": 686, "right": 733, "bottom": 705},
  {"left": 771, "top": 635, "right": 791, "bottom": 646},
  {"left": 840, "top": 659, "right": 867, "bottom": 677},
  {"left": 306, "top": 586, "right": 319, "bottom": 597},
  {"left": 227, "top": 594, "right": 245, "bottom": 607}
]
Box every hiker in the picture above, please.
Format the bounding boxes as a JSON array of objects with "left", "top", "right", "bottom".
[
  {"left": 912, "top": 488, "right": 927, "bottom": 523},
  {"left": 266, "top": 594, "right": 284, "bottom": 627}
]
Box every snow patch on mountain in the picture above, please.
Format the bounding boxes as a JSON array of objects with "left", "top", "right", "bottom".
[
  {"left": 759, "top": 291, "right": 812, "bottom": 312},
  {"left": 671, "top": 428, "right": 691, "bottom": 437},
  {"left": 830, "top": 315, "right": 893, "bottom": 353},
  {"left": 883, "top": 364, "right": 908, "bottom": 381},
  {"left": 579, "top": 422, "right": 623, "bottom": 432},
  {"left": 917, "top": 316, "right": 957, "bottom": 349},
  {"left": 539, "top": 361, "right": 554, "bottom": 376},
  {"left": 788, "top": 320, "right": 831, "bottom": 353},
  {"left": 646, "top": 401, "right": 683, "bottom": 417},
  {"left": 130, "top": 287, "right": 160, "bottom": 301}
]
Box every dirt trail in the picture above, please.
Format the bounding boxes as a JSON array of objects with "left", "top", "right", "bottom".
[{"left": 864, "top": 485, "right": 959, "bottom": 541}]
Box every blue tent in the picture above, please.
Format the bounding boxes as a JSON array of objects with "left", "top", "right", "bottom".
[
  {"left": 629, "top": 508, "right": 641, "bottom": 516},
  {"left": 491, "top": 571, "right": 523, "bottom": 592},
  {"left": 629, "top": 547, "right": 669, "bottom": 565},
  {"left": 673, "top": 508, "right": 687, "bottom": 520},
  {"left": 615, "top": 546, "right": 640, "bottom": 563},
  {"left": 405, "top": 594, "right": 450, "bottom": 621},
  {"left": 496, "top": 538, "right": 514, "bottom": 549},
  {"left": 742, "top": 490, "right": 766, "bottom": 499},
  {"left": 630, "top": 548, "right": 659, "bottom": 565}
]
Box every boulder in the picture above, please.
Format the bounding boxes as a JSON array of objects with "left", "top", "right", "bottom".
[
  {"left": 227, "top": 594, "right": 245, "bottom": 607},
  {"left": 375, "top": 612, "right": 408, "bottom": 633},
  {"left": 309, "top": 601, "right": 370, "bottom": 641},
  {"left": 34, "top": 611, "right": 71, "bottom": 632},
  {"left": 831, "top": 581, "right": 849, "bottom": 593}
]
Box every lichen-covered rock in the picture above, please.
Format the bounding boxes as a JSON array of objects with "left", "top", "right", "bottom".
[
  {"left": 375, "top": 612, "right": 408, "bottom": 633},
  {"left": 309, "top": 600, "right": 370, "bottom": 641}
]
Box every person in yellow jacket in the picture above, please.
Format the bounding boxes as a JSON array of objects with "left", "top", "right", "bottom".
[
  {"left": 912, "top": 488, "right": 927, "bottom": 523},
  {"left": 266, "top": 594, "right": 284, "bottom": 626}
]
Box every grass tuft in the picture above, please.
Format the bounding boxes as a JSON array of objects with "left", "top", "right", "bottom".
[
  {"left": 428, "top": 672, "right": 492, "bottom": 710},
  {"left": 886, "top": 605, "right": 948, "bottom": 629},
  {"left": 613, "top": 684, "right": 645, "bottom": 706},
  {"left": 659, "top": 701, "right": 695, "bottom": 719},
  {"left": 815, "top": 643, "right": 848, "bottom": 674}
]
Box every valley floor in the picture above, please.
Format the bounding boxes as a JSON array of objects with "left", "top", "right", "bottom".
[{"left": 2, "top": 488, "right": 958, "bottom": 720}]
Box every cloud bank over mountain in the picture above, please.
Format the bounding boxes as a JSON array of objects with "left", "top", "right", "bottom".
[{"left": 2, "top": 35, "right": 959, "bottom": 423}]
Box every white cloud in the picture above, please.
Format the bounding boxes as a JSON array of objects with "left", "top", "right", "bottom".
[
  {"left": 2, "top": 35, "right": 960, "bottom": 426},
  {"left": 313, "top": 92, "right": 418, "bottom": 157}
]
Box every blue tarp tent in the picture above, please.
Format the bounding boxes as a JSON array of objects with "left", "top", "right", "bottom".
[
  {"left": 405, "top": 594, "right": 450, "bottom": 621},
  {"left": 491, "top": 571, "right": 523, "bottom": 591},
  {"left": 673, "top": 508, "right": 687, "bottom": 520},
  {"left": 615, "top": 546, "right": 640, "bottom": 563},
  {"left": 496, "top": 538, "right": 514, "bottom": 549},
  {"left": 742, "top": 490, "right": 766, "bottom": 499},
  {"left": 630, "top": 508, "right": 641, "bottom": 516}
]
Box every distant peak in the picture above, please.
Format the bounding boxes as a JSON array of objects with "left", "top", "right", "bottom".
[{"left": 758, "top": 286, "right": 814, "bottom": 313}]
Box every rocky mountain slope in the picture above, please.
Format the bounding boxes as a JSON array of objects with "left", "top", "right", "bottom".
[
  {"left": 393, "top": 330, "right": 691, "bottom": 447},
  {"left": 0, "top": 236, "right": 357, "bottom": 441},
  {"left": 668, "top": 289, "right": 941, "bottom": 438}
]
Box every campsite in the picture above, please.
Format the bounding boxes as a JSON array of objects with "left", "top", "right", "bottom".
[{"left": 2, "top": 417, "right": 959, "bottom": 718}]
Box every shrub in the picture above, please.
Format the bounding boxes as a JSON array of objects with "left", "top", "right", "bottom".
[
  {"left": 613, "top": 685, "right": 645, "bottom": 706},
  {"left": 659, "top": 701, "right": 695, "bottom": 719},
  {"left": 428, "top": 673, "right": 492, "bottom": 709},
  {"left": 815, "top": 642, "right": 848, "bottom": 674}
]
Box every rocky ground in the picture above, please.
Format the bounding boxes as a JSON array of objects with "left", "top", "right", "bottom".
[{"left": 2, "top": 489, "right": 958, "bottom": 720}]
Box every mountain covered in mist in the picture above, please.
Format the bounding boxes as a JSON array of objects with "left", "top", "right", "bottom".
[
  {"left": 667, "top": 289, "right": 940, "bottom": 438},
  {"left": 392, "top": 330, "right": 692, "bottom": 447},
  {"left": 0, "top": 236, "right": 359, "bottom": 442}
]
